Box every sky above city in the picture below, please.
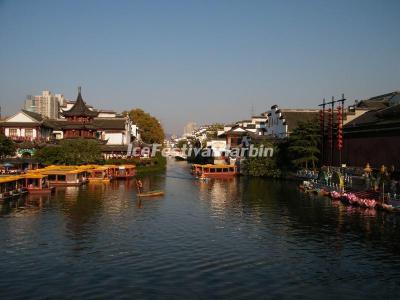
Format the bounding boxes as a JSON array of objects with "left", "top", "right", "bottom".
[{"left": 0, "top": 0, "right": 399, "bottom": 134}]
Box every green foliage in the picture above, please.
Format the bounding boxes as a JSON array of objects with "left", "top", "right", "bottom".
[
  {"left": 241, "top": 142, "right": 282, "bottom": 178},
  {"left": 34, "top": 146, "right": 63, "bottom": 165},
  {"left": 241, "top": 157, "right": 282, "bottom": 178},
  {"left": 0, "top": 134, "right": 16, "bottom": 159},
  {"left": 126, "top": 108, "right": 165, "bottom": 144},
  {"left": 287, "top": 119, "right": 320, "bottom": 169},
  {"left": 105, "top": 152, "right": 166, "bottom": 173},
  {"left": 34, "top": 139, "right": 104, "bottom": 165},
  {"left": 205, "top": 123, "right": 224, "bottom": 140},
  {"left": 176, "top": 140, "right": 188, "bottom": 149}
]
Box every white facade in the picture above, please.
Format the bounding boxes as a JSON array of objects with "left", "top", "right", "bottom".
[
  {"left": 1, "top": 111, "right": 52, "bottom": 141},
  {"left": 97, "top": 116, "right": 140, "bottom": 145},
  {"left": 265, "top": 106, "right": 288, "bottom": 137},
  {"left": 265, "top": 106, "right": 319, "bottom": 138},
  {"left": 206, "top": 139, "right": 227, "bottom": 157},
  {"left": 98, "top": 111, "right": 117, "bottom": 118},
  {"left": 103, "top": 132, "right": 125, "bottom": 145}
]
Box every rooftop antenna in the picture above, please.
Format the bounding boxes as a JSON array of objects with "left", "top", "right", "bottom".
[
  {"left": 78, "top": 86, "right": 82, "bottom": 94},
  {"left": 251, "top": 104, "right": 254, "bottom": 116}
]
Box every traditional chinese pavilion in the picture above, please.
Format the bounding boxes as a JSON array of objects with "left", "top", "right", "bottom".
[{"left": 61, "top": 87, "right": 99, "bottom": 138}]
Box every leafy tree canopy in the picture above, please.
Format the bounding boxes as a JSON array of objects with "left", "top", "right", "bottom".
[
  {"left": 0, "top": 134, "right": 16, "bottom": 159},
  {"left": 34, "top": 139, "right": 103, "bottom": 165},
  {"left": 125, "top": 109, "right": 165, "bottom": 144}
]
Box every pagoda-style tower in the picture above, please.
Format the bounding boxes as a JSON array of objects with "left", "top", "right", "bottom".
[{"left": 62, "top": 87, "right": 99, "bottom": 138}]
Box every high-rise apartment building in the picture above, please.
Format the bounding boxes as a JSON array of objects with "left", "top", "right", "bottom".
[{"left": 24, "top": 90, "right": 64, "bottom": 119}]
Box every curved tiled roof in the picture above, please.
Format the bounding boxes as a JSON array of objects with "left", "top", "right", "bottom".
[
  {"left": 93, "top": 118, "right": 126, "bottom": 130},
  {"left": 62, "top": 89, "right": 98, "bottom": 117}
]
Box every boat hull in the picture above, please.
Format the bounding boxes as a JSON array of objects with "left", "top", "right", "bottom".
[
  {"left": 116, "top": 175, "right": 135, "bottom": 179},
  {"left": 88, "top": 178, "right": 111, "bottom": 183},
  {"left": 49, "top": 182, "right": 84, "bottom": 187},
  {"left": 199, "top": 172, "right": 237, "bottom": 179},
  {"left": 137, "top": 190, "right": 164, "bottom": 197},
  {"left": 27, "top": 187, "right": 55, "bottom": 194}
]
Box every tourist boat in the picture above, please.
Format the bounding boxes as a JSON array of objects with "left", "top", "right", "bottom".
[
  {"left": 23, "top": 174, "right": 55, "bottom": 194},
  {"left": 14, "top": 176, "right": 28, "bottom": 196},
  {"left": 0, "top": 176, "right": 20, "bottom": 200},
  {"left": 88, "top": 167, "right": 112, "bottom": 183},
  {"left": 40, "top": 169, "right": 88, "bottom": 186},
  {"left": 192, "top": 164, "right": 238, "bottom": 178},
  {"left": 115, "top": 165, "right": 136, "bottom": 179}
]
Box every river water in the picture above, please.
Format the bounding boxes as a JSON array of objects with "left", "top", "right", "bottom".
[{"left": 1, "top": 160, "right": 400, "bottom": 299}]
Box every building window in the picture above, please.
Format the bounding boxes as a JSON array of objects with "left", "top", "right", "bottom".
[
  {"left": 25, "top": 129, "right": 33, "bottom": 137},
  {"left": 9, "top": 128, "right": 18, "bottom": 136}
]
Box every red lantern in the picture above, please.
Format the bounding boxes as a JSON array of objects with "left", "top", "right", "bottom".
[{"left": 336, "top": 106, "right": 343, "bottom": 150}]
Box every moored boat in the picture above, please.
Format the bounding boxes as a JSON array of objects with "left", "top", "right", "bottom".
[
  {"left": 24, "top": 174, "right": 55, "bottom": 194},
  {"left": 39, "top": 169, "right": 88, "bottom": 186},
  {"left": 115, "top": 165, "right": 136, "bottom": 179},
  {"left": 88, "top": 166, "right": 112, "bottom": 183},
  {"left": 192, "top": 164, "right": 238, "bottom": 178},
  {"left": 0, "top": 176, "right": 21, "bottom": 200}
]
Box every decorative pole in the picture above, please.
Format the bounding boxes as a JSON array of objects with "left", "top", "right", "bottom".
[
  {"left": 325, "top": 97, "right": 336, "bottom": 166},
  {"left": 337, "top": 105, "right": 343, "bottom": 166},
  {"left": 330, "top": 97, "right": 335, "bottom": 165},
  {"left": 318, "top": 98, "right": 326, "bottom": 166},
  {"left": 338, "top": 94, "right": 346, "bottom": 166}
]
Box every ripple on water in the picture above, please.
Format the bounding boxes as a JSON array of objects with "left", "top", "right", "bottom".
[{"left": 1, "top": 162, "right": 400, "bottom": 299}]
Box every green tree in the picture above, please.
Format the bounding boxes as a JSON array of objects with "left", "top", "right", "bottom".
[
  {"left": 176, "top": 140, "right": 188, "bottom": 149},
  {"left": 34, "top": 139, "right": 103, "bottom": 165},
  {"left": 287, "top": 119, "right": 320, "bottom": 169},
  {"left": 126, "top": 109, "right": 165, "bottom": 144},
  {"left": 205, "top": 123, "right": 224, "bottom": 140},
  {"left": 0, "top": 134, "right": 16, "bottom": 159},
  {"left": 34, "top": 145, "right": 64, "bottom": 165},
  {"left": 241, "top": 141, "right": 282, "bottom": 178}
]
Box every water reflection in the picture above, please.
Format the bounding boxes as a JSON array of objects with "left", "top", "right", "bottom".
[{"left": 1, "top": 162, "right": 400, "bottom": 299}]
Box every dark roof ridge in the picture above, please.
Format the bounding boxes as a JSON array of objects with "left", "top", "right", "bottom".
[{"left": 62, "top": 88, "right": 98, "bottom": 117}]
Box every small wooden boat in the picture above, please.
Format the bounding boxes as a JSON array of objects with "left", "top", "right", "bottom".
[{"left": 137, "top": 190, "right": 164, "bottom": 197}]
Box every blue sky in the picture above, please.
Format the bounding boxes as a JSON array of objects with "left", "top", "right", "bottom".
[{"left": 0, "top": 0, "right": 399, "bottom": 134}]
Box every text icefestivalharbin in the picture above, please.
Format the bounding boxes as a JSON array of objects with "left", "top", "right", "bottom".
[{"left": 126, "top": 144, "right": 274, "bottom": 158}]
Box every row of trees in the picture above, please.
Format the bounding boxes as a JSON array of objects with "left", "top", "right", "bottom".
[{"left": 34, "top": 139, "right": 103, "bottom": 165}]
